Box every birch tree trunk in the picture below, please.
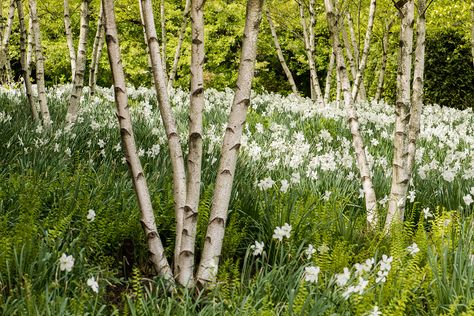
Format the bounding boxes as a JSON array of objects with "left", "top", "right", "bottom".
[
  {"left": 196, "top": 0, "right": 264, "bottom": 286},
  {"left": 138, "top": 0, "right": 155, "bottom": 86},
  {"left": 102, "top": 0, "right": 173, "bottom": 281},
  {"left": 0, "top": 0, "right": 14, "bottom": 84},
  {"left": 351, "top": 0, "right": 376, "bottom": 101},
  {"left": 168, "top": 0, "right": 191, "bottom": 90},
  {"left": 89, "top": 1, "right": 105, "bottom": 96},
  {"left": 16, "top": 0, "right": 38, "bottom": 121},
  {"left": 375, "top": 18, "right": 394, "bottom": 101},
  {"left": 29, "top": 0, "right": 51, "bottom": 128},
  {"left": 324, "top": 48, "right": 335, "bottom": 104},
  {"left": 385, "top": 0, "right": 414, "bottom": 229},
  {"left": 324, "top": 0, "right": 378, "bottom": 227},
  {"left": 346, "top": 11, "right": 367, "bottom": 100},
  {"left": 27, "top": 16, "right": 34, "bottom": 68},
  {"left": 64, "top": 0, "right": 76, "bottom": 81},
  {"left": 176, "top": 0, "right": 205, "bottom": 287},
  {"left": 405, "top": 0, "right": 425, "bottom": 185},
  {"left": 140, "top": 0, "right": 187, "bottom": 273},
  {"left": 265, "top": 8, "right": 298, "bottom": 95},
  {"left": 66, "top": 0, "right": 90, "bottom": 124},
  {"left": 299, "top": 0, "right": 324, "bottom": 106},
  {"left": 160, "top": 0, "right": 167, "bottom": 77}
]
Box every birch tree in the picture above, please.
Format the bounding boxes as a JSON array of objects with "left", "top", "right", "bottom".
[
  {"left": 168, "top": 0, "right": 191, "bottom": 89},
  {"left": 0, "top": 0, "right": 14, "bottom": 84},
  {"left": 64, "top": 0, "right": 76, "bottom": 81},
  {"left": 66, "top": 0, "right": 91, "bottom": 123},
  {"left": 265, "top": 7, "right": 298, "bottom": 95},
  {"left": 298, "top": 0, "right": 324, "bottom": 106},
  {"left": 196, "top": 0, "right": 264, "bottom": 285},
  {"left": 140, "top": 0, "right": 187, "bottom": 274},
  {"left": 374, "top": 18, "right": 394, "bottom": 101},
  {"left": 385, "top": 0, "right": 415, "bottom": 228},
  {"left": 324, "top": 0, "right": 378, "bottom": 227},
  {"left": 89, "top": 1, "right": 105, "bottom": 96},
  {"left": 29, "top": 0, "right": 51, "bottom": 128},
  {"left": 385, "top": 0, "right": 427, "bottom": 229},
  {"left": 176, "top": 0, "right": 205, "bottom": 287},
  {"left": 160, "top": 0, "right": 167, "bottom": 77},
  {"left": 16, "top": 0, "right": 38, "bottom": 121},
  {"left": 101, "top": 0, "right": 174, "bottom": 281},
  {"left": 324, "top": 49, "right": 334, "bottom": 103}
]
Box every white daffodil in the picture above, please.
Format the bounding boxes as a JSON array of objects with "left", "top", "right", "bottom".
[
  {"left": 250, "top": 241, "right": 264, "bottom": 256},
  {"left": 304, "top": 266, "right": 320, "bottom": 283},
  {"left": 87, "top": 276, "right": 99, "bottom": 293},
  {"left": 59, "top": 253, "right": 75, "bottom": 272}
]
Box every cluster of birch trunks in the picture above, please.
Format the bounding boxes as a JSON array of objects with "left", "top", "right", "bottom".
[{"left": 0, "top": 0, "right": 438, "bottom": 289}]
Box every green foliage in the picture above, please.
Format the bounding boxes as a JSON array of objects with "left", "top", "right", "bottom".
[{"left": 424, "top": 28, "right": 474, "bottom": 109}]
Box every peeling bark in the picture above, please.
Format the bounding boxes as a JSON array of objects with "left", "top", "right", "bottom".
[
  {"left": 196, "top": 0, "right": 264, "bottom": 286},
  {"left": 385, "top": 0, "right": 414, "bottom": 229},
  {"left": 140, "top": 0, "right": 187, "bottom": 274},
  {"left": 64, "top": 0, "right": 76, "bottom": 81},
  {"left": 29, "top": 0, "right": 51, "bottom": 128},
  {"left": 265, "top": 8, "right": 298, "bottom": 95},
  {"left": 177, "top": 0, "right": 205, "bottom": 287},
  {"left": 66, "top": 0, "right": 91, "bottom": 124},
  {"left": 325, "top": 0, "right": 378, "bottom": 227},
  {"left": 89, "top": 1, "right": 105, "bottom": 96},
  {"left": 102, "top": 0, "right": 173, "bottom": 281}
]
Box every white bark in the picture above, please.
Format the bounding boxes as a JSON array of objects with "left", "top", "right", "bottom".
[
  {"left": 168, "top": 0, "right": 191, "bottom": 90},
  {"left": 102, "top": 0, "right": 173, "bottom": 281},
  {"left": 196, "top": 0, "right": 264, "bottom": 286},
  {"left": 89, "top": 1, "right": 105, "bottom": 96},
  {"left": 29, "top": 0, "right": 51, "bottom": 128},
  {"left": 177, "top": 0, "right": 205, "bottom": 287},
  {"left": 0, "top": 0, "right": 14, "bottom": 83},
  {"left": 346, "top": 11, "right": 367, "bottom": 100},
  {"left": 16, "top": 0, "right": 38, "bottom": 121},
  {"left": 64, "top": 0, "right": 76, "bottom": 81},
  {"left": 385, "top": 0, "right": 414, "bottom": 229},
  {"left": 325, "top": 0, "right": 378, "bottom": 227},
  {"left": 138, "top": 0, "right": 154, "bottom": 86},
  {"left": 265, "top": 8, "right": 298, "bottom": 95},
  {"left": 324, "top": 48, "right": 335, "bottom": 104},
  {"left": 27, "top": 15, "right": 34, "bottom": 68},
  {"left": 160, "top": 0, "right": 167, "bottom": 78},
  {"left": 299, "top": 0, "right": 324, "bottom": 106},
  {"left": 351, "top": 0, "right": 376, "bottom": 101},
  {"left": 140, "top": 0, "right": 187, "bottom": 274},
  {"left": 375, "top": 18, "right": 394, "bottom": 101},
  {"left": 66, "top": 0, "right": 90, "bottom": 124},
  {"left": 406, "top": 0, "right": 425, "bottom": 182}
]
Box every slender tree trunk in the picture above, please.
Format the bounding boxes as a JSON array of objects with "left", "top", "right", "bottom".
[
  {"left": 0, "top": 0, "right": 14, "bottom": 84},
  {"left": 27, "top": 16, "right": 34, "bottom": 68},
  {"left": 29, "top": 0, "right": 51, "bottom": 128},
  {"left": 325, "top": 0, "right": 378, "bottom": 227},
  {"left": 66, "top": 0, "right": 90, "bottom": 123},
  {"left": 405, "top": 0, "right": 425, "bottom": 186},
  {"left": 138, "top": 0, "right": 154, "bottom": 86},
  {"left": 176, "top": 0, "right": 205, "bottom": 287},
  {"left": 385, "top": 0, "right": 414, "bottom": 229},
  {"left": 351, "top": 0, "right": 376, "bottom": 101},
  {"left": 168, "top": 0, "right": 191, "bottom": 90},
  {"left": 346, "top": 12, "right": 367, "bottom": 100},
  {"left": 375, "top": 18, "right": 394, "bottom": 101},
  {"left": 160, "top": 0, "right": 167, "bottom": 77},
  {"left": 16, "top": 0, "right": 38, "bottom": 121},
  {"left": 336, "top": 67, "right": 341, "bottom": 103},
  {"left": 299, "top": 0, "right": 324, "bottom": 106},
  {"left": 64, "top": 0, "right": 76, "bottom": 81},
  {"left": 324, "top": 48, "right": 335, "bottom": 104},
  {"left": 102, "top": 0, "right": 173, "bottom": 281},
  {"left": 140, "top": 0, "right": 187, "bottom": 274},
  {"left": 265, "top": 8, "right": 298, "bottom": 95},
  {"left": 196, "top": 0, "right": 264, "bottom": 286},
  {"left": 89, "top": 1, "right": 105, "bottom": 96}
]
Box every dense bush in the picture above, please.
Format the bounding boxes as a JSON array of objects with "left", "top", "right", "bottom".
[{"left": 424, "top": 28, "right": 474, "bottom": 109}]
